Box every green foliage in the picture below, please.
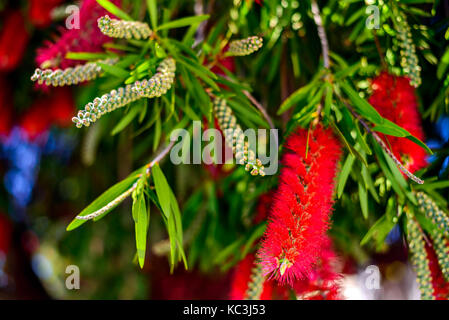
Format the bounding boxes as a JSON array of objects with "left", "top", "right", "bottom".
[{"left": 51, "top": 0, "right": 449, "bottom": 292}]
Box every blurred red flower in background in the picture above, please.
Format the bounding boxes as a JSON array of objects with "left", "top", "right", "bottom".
[
  {"left": 29, "top": 0, "right": 63, "bottom": 28},
  {"left": 21, "top": 88, "right": 75, "bottom": 140},
  {"left": 36, "top": 0, "right": 120, "bottom": 69},
  {"left": 0, "top": 77, "right": 13, "bottom": 137},
  {"left": 369, "top": 72, "right": 427, "bottom": 174},
  {"left": 0, "top": 213, "right": 12, "bottom": 256},
  {"left": 0, "top": 11, "right": 30, "bottom": 72}
]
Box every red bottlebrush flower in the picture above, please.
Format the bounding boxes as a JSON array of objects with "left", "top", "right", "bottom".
[
  {"left": 29, "top": 0, "right": 63, "bottom": 28},
  {"left": 0, "top": 77, "right": 13, "bottom": 137},
  {"left": 229, "top": 254, "right": 289, "bottom": 300},
  {"left": 36, "top": 0, "right": 120, "bottom": 69},
  {"left": 369, "top": 72, "right": 427, "bottom": 173},
  {"left": 425, "top": 244, "right": 449, "bottom": 300},
  {"left": 258, "top": 125, "right": 342, "bottom": 284},
  {"left": 0, "top": 11, "right": 30, "bottom": 72},
  {"left": 292, "top": 236, "right": 341, "bottom": 300}
]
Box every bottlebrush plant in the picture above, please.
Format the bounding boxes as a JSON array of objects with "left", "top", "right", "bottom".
[{"left": 20, "top": 0, "right": 449, "bottom": 300}]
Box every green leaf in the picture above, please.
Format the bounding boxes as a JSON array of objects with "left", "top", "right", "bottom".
[
  {"left": 340, "top": 81, "right": 384, "bottom": 125},
  {"left": 360, "top": 212, "right": 396, "bottom": 246},
  {"left": 96, "top": 0, "right": 132, "bottom": 20},
  {"left": 66, "top": 52, "right": 113, "bottom": 61},
  {"left": 96, "top": 62, "right": 129, "bottom": 79},
  {"left": 133, "top": 189, "right": 148, "bottom": 268},
  {"left": 358, "top": 182, "right": 369, "bottom": 219},
  {"left": 156, "top": 15, "right": 209, "bottom": 31},
  {"left": 151, "top": 163, "right": 171, "bottom": 219},
  {"left": 323, "top": 82, "right": 333, "bottom": 121},
  {"left": 361, "top": 164, "right": 379, "bottom": 202},
  {"left": 146, "top": 0, "right": 157, "bottom": 29},
  {"left": 371, "top": 140, "right": 405, "bottom": 200},
  {"left": 278, "top": 77, "right": 320, "bottom": 115},
  {"left": 153, "top": 116, "right": 161, "bottom": 152},
  {"left": 337, "top": 154, "right": 355, "bottom": 198},
  {"left": 176, "top": 57, "right": 219, "bottom": 91},
  {"left": 111, "top": 105, "right": 141, "bottom": 135},
  {"left": 67, "top": 174, "right": 139, "bottom": 231},
  {"left": 169, "top": 191, "right": 187, "bottom": 269}
]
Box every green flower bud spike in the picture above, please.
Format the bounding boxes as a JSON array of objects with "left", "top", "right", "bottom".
[
  {"left": 227, "top": 36, "right": 263, "bottom": 57},
  {"left": 214, "top": 97, "right": 265, "bottom": 176},
  {"left": 405, "top": 212, "right": 435, "bottom": 300},
  {"left": 98, "top": 15, "right": 152, "bottom": 40},
  {"left": 429, "top": 229, "right": 449, "bottom": 282},
  {"left": 245, "top": 262, "right": 266, "bottom": 300},
  {"left": 394, "top": 9, "right": 421, "bottom": 87},
  {"left": 72, "top": 58, "right": 176, "bottom": 128},
  {"left": 31, "top": 58, "right": 118, "bottom": 87},
  {"left": 416, "top": 192, "right": 449, "bottom": 238}
]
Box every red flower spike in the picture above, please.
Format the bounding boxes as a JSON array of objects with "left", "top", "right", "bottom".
[
  {"left": 369, "top": 72, "right": 427, "bottom": 174},
  {"left": 230, "top": 254, "right": 289, "bottom": 300},
  {"left": 258, "top": 125, "right": 342, "bottom": 284},
  {"left": 292, "top": 236, "right": 342, "bottom": 300}
]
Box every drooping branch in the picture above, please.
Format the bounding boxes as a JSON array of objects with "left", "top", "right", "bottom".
[
  {"left": 76, "top": 140, "right": 176, "bottom": 221},
  {"left": 340, "top": 96, "right": 424, "bottom": 184}
]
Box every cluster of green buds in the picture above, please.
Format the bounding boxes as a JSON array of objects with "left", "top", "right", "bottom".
[
  {"left": 405, "top": 212, "right": 435, "bottom": 300},
  {"left": 132, "top": 58, "right": 176, "bottom": 98},
  {"left": 416, "top": 192, "right": 449, "bottom": 238},
  {"left": 31, "top": 58, "right": 118, "bottom": 87},
  {"left": 214, "top": 98, "right": 265, "bottom": 176},
  {"left": 394, "top": 10, "right": 421, "bottom": 87},
  {"left": 73, "top": 58, "right": 176, "bottom": 128},
  {"left": 98, "top": 15, "right": 152, "bottom": 40},
  {"left": 227, "top": 36, "right": 263, "bottom": 57},
  {"left": 245, "top": 262, "right": 266, "bottom": 300},
  {"left": 429, "top": 229, "right": 449, "bottom": 282}
]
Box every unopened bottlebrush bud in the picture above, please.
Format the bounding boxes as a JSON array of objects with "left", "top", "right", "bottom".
[
  {"left": 394, "top": 10, "right": 421, "bottom": 87},
  {"left": 98, "top": 15, "right": 153, "bottom": 40},
  {"left": 227, "top": 36, "right": 263, "bottom": 57},
  {"left": 73, "top": 58, "right": 176, "bottom": 128},
  {"left": 405, "top": 212, "right": 435, "bottom": 300},
  {"left": 416, "top": 192, "right": 449, "bottom": 238},
  {"left": 213, "top": 97, "right": 265, "bottom": 176},
  {"left": 31, "top": 58, "right": 118, "bottom": 87},
  {"left": 428, "top": 229, "right": 449, "bottom": 282}
]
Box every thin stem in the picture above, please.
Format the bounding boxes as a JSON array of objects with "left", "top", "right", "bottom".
[
  {"left": 242, "top": 90, "right": 279, "bottom": 151},
  {"left": 243, "top": 91, "right": 275, "bottom": 130},
  {"left": 311, "top": 0, "right": 330, "bottom": 69},
  {"left": 341, "top": 97, "right": 424, "bottom": 184},
  {"left": 76, "top": 141, "right": 176, "bottom": 221},
  {"left": 373, "top": 30, "right": 387, "bottom": 70}
]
